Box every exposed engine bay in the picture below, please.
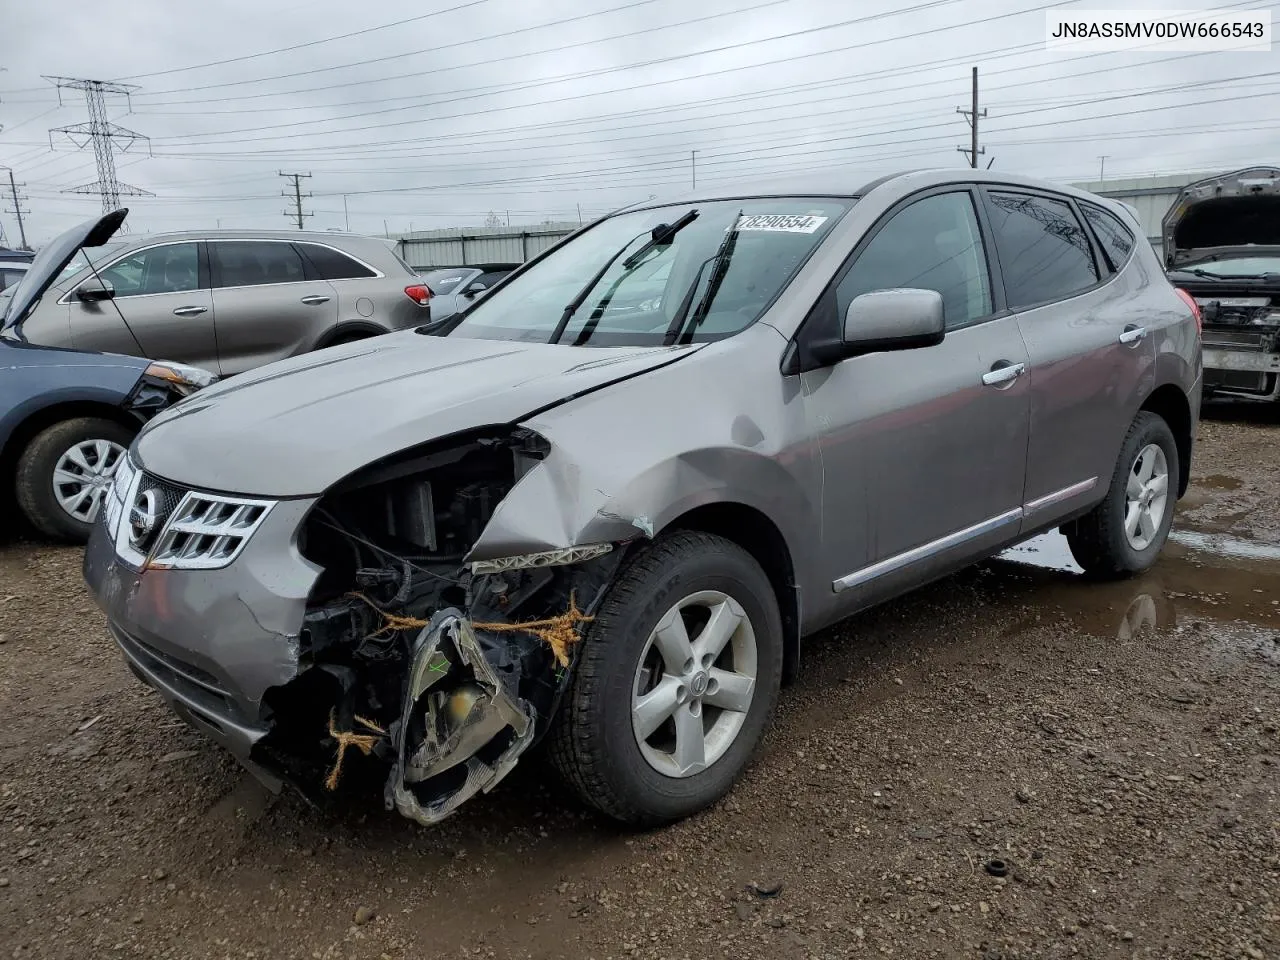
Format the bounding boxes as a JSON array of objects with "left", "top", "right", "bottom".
[
  {"left": 1183, "top": 285, "right": 1280, "bottom": 401},
  {"left": 253, "top": 427, "right": 628, "bottom": 824}
]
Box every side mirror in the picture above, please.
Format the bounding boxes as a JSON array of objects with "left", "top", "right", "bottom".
[
  {"left": 462, "top": 281, "right": 486, "bottom": 298},
  {"left": 842, "top": 288, "right": 945, "bottom": 355},
  {"left": 77, "top": 278, "right": 116, "bottom": 303}
]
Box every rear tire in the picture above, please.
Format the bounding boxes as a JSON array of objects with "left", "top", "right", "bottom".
[
  {"left": 1066, "top": 411, "right": 1179, "bottom": 579},
  {"left": 15, "top": 417, "right": 135, "bottom": 543},
  {"left": 548, "top": 532, "right": 783, "bottom": 826}
]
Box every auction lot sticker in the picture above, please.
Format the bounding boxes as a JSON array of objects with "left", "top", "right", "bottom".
[{"left": 736, "top": 214, "right": 829, "bottom": 233}]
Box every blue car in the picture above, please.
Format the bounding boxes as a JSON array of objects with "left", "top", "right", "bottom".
[{"left": 2, "top": 210, "right": 214, "bottom": 541}]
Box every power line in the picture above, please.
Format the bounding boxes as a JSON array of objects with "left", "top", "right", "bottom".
[
  {"left": 45, "top": 76, "right": 153, "bottom": 215},
  {"left": 280, "top": 171, "right": 312, "bottom": 228},
  {"left": 116, "top": 0, "right": 496, "bottom": 82},
  {"left": 140, "top": 0, "right": 1010, "bottom": 140}
]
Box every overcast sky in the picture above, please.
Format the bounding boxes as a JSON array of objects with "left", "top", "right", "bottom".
[{"left": 1, "top": 0, "right": 1277, "bottom": 244}]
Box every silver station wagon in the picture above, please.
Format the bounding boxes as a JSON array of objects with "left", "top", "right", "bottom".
[
  {"left": 85, "top": 169, "right": 1202, "bottom": 828},
  {"left": 17, "top": 229, "right": 431, "bottom": 376}
]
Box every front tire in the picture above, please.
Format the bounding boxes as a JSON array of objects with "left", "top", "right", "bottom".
[
  {"left": 549, "top": 532, "right": 783, "bottom": 826},
  {"left": 15, "top": 417, "right": 134, "bottom": 542},
  {"left": 1066, "top": 411, "right": 1179, "bottom": 579}
]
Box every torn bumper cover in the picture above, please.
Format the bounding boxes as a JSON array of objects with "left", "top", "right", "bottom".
[{"left": 387, "top": 609, "right": 535, "bottom": 825}]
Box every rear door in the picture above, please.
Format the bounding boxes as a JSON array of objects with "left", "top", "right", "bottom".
[
  {"left": 68, "top": 240, "right": 218, "bottom": 367},
  {"left": 981, "top": 189, "right": 1155, "bottom": 531},
  {"left": 801, "top": 187, "right": 1032, "bottom": 611},
  {"left": 208, "top": 240, "right": 338, "bottom": 375}
]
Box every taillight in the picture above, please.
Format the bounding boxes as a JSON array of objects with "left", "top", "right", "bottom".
[
  {"left": 1174, "top": 287, "right": 1202, "bottom": 334},
  {"left": 404, "top": 284, "right": 432, "bottom": 307}
]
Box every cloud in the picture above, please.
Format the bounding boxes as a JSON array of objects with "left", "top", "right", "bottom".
[{"left": 1, "top": 0, "right": 1275, "bottom": 243}]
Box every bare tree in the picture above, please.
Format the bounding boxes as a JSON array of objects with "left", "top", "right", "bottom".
[{"left": 483, "top": 210, "right": 502, "bottom": 228}]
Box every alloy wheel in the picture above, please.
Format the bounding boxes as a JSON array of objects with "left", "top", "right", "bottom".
[
  {"left": 631, "top": 590, "right": 757, "bottom": 778},
  {"left": 1124, "top": 443, "right": 1169, "bottom": 551}
]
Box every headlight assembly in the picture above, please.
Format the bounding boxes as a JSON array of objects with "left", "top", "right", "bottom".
[{"left": 144, "top": 360, "right": 218, "bottom": 395}]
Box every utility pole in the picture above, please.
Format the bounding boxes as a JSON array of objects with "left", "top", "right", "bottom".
[
  {"left": 576, "top": 203, "right": 583, "bottom": 225},
  {"left": 45, "top": 76, "right": 153, "bottom": 216},
  {"left": 691, "top": 150, "right": 698, "bottom": 189},
  {"left": 955, "top": 66, "right": 986, "bottom": 169},
  {"left": 279, "top": 171, "right": 312, "bottom": 229},
  {"left": 1098, "top": 155, "right": 1110, "bottom": 182},
  {"left": 3, "top": 169, "right": 30, "bottom": 249},
  {"left": 342, "top": 195, "right": 350, "bottom": 231}
]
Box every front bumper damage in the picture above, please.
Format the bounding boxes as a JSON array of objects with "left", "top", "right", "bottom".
[{"left": 84, "top": 431, "right": 630, "bottom": 825}]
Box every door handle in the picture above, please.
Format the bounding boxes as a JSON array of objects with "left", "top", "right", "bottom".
[
  {"left": 172, "top": 305, "right": 207, "bottom": 317},
  {"left": 1119, "top": 324, "right": 1147, "bottom": 344},
  {"left": 982, "top": 361, "right": 1026, "bottom": 386},
  {"left": 300, "top": 295, "right": 330, "bottom": 305}
]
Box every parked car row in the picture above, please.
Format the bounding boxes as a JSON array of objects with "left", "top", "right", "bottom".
[{"left": 76, "top": 169, "right": 1201, "bottom": 834}]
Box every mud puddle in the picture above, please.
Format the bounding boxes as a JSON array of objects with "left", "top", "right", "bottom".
[{"left": 995, "top": 527, "right": 1280, "bottom": 651}]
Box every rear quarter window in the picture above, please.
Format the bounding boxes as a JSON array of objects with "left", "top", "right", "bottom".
[
  {"left": 297, "top": 243, "right": 377, "bottom": 280},
  {"left": 1080, "top": 203, "right": 1138, "bottom": 273}
]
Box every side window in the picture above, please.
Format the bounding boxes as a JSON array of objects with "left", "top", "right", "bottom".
[
  {"left": 838, "top": 191, "right": 992, "bottom": 330},
  {"left": 99, "top": 243, "right": 199, "bottom": 298},
  {"left": 0, "top": 267, "right": 25, "bottom": 292},
  {"left": 1080, "top": 203, "right": 1138, "bottom": 273},
  {"left": 475, "top": 270, "right": 511, "bottom": 288},
  {"left": 297, "top": 243, "right": 377, "bottom": 280},
  {"left": 211, "top": 241, "right": 308, "bottom": 288},
  {"left": 986, "top": 192, "right": 1099, "bottom": 308}
]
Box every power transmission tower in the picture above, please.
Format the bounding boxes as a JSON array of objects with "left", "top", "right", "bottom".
[
  {"left": 280, "top": 171, "right": 313, "bottom": 229},
  {"left": 44, "top": 76, "right": 153, "bottom": 215},
  {"left": 3, "top": 168, "right": 30, "bottom": 249},
  {"left": 956, "top": 66, "right": 986, "bottom": 169}
]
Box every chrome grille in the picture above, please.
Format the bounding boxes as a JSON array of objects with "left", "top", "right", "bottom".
[{"left": 148, "top": 492, "right": 273, "bottom": 570}]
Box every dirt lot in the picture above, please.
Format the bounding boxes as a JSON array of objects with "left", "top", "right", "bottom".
[{"left": 2, "top": 407, "right": 1278, "bottom": 960}]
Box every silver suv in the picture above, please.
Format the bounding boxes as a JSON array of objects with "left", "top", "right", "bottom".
[
  {"left": 19, "top": 229, "right": 431, "bottom": 375},
  {"left": 85, "top": 169, "right": 1203, "bottom": 829}
]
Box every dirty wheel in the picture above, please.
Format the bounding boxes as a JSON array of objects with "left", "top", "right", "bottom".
[
  {"left": 15, "top": 417, "right": 134, "bottom": 543},
  {"left": 549, "top": 531, "right": 782, "bottom": 826},
  {"left": 1065, "top": 411, "right": 1179, "bottom": 579}
]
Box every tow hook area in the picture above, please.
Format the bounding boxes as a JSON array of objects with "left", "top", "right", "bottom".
[{"left": 387, "top": 609, "right": 536, "bottom": 825}]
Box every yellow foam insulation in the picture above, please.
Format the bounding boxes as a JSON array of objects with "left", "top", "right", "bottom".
[{"left": 346, "top": 591, "right": 594, "bottom": 668}]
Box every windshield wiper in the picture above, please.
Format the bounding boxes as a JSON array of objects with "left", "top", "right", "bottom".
[
  {"left": 1185, "top": 267, "right": 1280, "bottom": 281},
  {"left": 664, "top": 209, "right": 742, "bottom": 346},
  {"left": 547, "top": 209, "right": 699, "bottom": 345}
]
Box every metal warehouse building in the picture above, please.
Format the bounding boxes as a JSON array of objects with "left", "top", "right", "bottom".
[{"left": 396, "top": 222, "right": 580, "bottom": 269}]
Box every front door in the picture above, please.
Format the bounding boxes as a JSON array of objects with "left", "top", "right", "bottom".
[
  {"left": 979, "top": 189, "right": 1156, "bottom": 530},
  {"left": 69, "top": 240, "right": 218, "bottom": 368},
  {"left": 800, "top": 188, "right": 1031, "bottom": 612},
  {"left": 208, "top": 240, "right": 338, "bottom": 375}
]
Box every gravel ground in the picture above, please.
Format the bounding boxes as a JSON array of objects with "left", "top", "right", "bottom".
[{"left": 1, "top": 406, "right": 1277, "bottom": 960}]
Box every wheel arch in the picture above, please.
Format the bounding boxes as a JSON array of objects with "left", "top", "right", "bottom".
[
  {"left": 0, "top": 398, "right": 141, "bottom": 501},
  {"left": 1139, "top": 383, "right": 1193, "bottom": 497},
  {"left": 314, "top": 321, "right": 387, "bottom": 349},
  {"left": 664, "top": 501, "right": 802, "bottom": 686}
]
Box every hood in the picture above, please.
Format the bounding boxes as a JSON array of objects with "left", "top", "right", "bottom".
[
  {"left": 2, "top": 209, "right": 128, "bottom": 330},
  {"left": 135, "top": 330, "right": 703, "bottom": 497},
  {"left": 1162, "top": 167, "right": 1280, "bottom": 268}
]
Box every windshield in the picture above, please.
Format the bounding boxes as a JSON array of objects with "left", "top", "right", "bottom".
[
  {"left": 1185, "top": 256, "right": 1280, "bottom": 277},
  {"left": 446, "top": 198, "right": 851, "bottom": 347},
  {"left": 421, "top": 268, "right": 474, "bottom": 295}
]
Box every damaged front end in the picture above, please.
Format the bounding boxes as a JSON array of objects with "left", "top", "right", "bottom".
[{"left": 254, "top": 427, "right": 627, "bottom": 824}]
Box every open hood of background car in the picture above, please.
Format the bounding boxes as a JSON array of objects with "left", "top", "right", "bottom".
[
  {"left": 1162, "top": 167, "right": 1280, "bottom": 268},
  {"left": 134, "top": 331, "right": 704, "bottom": 496},
  {"left": 1, "top": 209, "right": 127, "bottom": 331}
]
